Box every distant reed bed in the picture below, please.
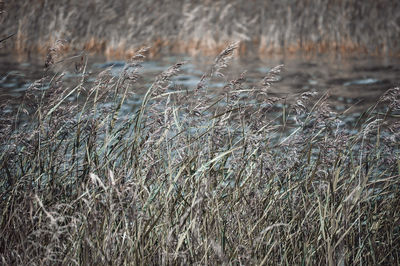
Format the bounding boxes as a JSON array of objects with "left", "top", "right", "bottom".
[
  {"left": 0, "top": 43, "right": 399, "bottom": 265},
  {"left": 1, "top": 0, "right": 399, "bottom": 57}
]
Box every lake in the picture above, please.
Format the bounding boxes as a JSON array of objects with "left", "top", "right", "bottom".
[{"left": 1, "top": 52, "right": 399, "bottom": 117}]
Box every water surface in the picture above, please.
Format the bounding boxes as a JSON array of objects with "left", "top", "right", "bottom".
[{"left": 1, "top": 53, "right": 399, "bottom": 115}]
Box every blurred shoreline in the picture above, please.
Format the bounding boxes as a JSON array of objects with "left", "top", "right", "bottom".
[{"left": 1, "top": 0, "right": 399, "bottom": 58}]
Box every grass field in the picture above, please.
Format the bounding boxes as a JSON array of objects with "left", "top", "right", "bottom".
[
  {"left": 1, "top": 43, "right": 399, "bottom": 265},
  {"left": 1, "top": 0, "right": 399, "bottom": 57}
]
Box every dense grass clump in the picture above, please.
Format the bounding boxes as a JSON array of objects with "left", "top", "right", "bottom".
[
  {"left": 1, "top": 0, "right": 400, "bottom": 56},
  {"left": 1, "top": 43, "right": 400, "bottom": 265}
]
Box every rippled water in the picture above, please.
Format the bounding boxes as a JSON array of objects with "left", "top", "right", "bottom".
[{"left": 1, "top": 53, "right": 399, "bottom": 115}]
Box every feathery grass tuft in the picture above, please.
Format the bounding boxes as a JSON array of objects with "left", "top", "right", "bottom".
[{"left": 1, "top": 44, "right": 399, "bottom": 265}]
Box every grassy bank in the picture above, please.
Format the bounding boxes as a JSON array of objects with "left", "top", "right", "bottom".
[
  {"left": 1, "top": 0, "right": 400, "bottom": 57},
  {"left": 1, "top": 43, "right": 400, "bottom": 265}
]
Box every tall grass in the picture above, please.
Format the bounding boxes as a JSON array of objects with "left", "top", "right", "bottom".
[
  {"left": 1, "top": 0, "right": 399, "bottom": 57},
  {"left": 1, "top": 43, "right": 399, "bottom": 265}
]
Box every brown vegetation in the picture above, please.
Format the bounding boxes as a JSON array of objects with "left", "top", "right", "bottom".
[
  {"left": 1, "top": 0, "right": 399, "bottom": 57},
  {"left": 0, "top": 43, "right": 399, "bottom": 265}
]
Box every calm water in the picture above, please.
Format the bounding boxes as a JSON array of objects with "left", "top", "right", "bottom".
[{"left": 1, "top": 53, "right": 399, "bottom": 115}]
